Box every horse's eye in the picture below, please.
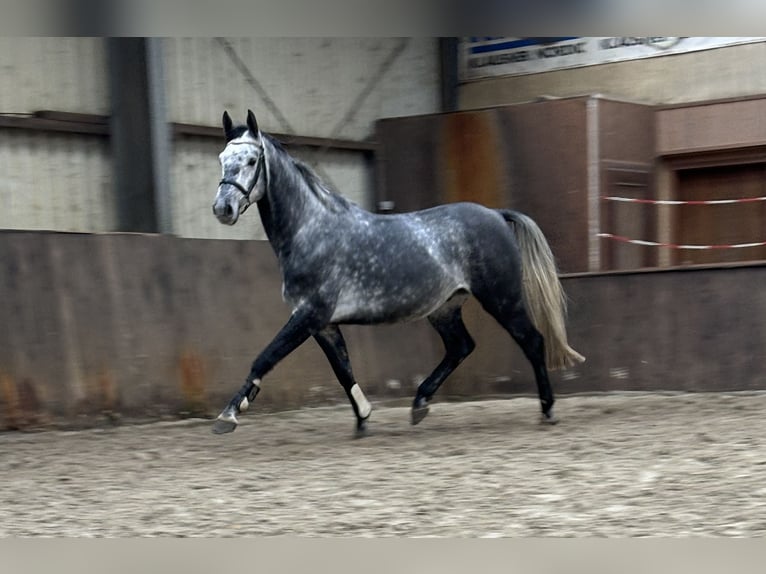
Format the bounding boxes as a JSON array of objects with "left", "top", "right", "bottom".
[{"left": 248, "top": 158, "right": 256, "bottom": 166}]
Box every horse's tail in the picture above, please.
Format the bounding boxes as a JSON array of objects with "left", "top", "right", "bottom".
[{"left": 498, "top": 209, "right": 585, "bottom": 370}]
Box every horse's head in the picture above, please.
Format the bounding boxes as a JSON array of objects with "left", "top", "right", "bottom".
[{"left": 212, "top": 110, "right": 267, "bottom": 225}]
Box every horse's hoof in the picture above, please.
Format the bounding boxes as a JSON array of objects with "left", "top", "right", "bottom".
[
  {"left": 411, "top": 404, "right": 430, "bottom": 425},
  {"left": 354, "top": 419, "right": 369, "bottom": 439},
  {"left": 212, "top": 411, "right": 238, "bottom": 434},
  {"left": 540, "top": 410, "right": 559, "bottom": 425}
]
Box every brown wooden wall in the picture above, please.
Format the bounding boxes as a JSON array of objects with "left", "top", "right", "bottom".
[
  {"left": 378, "top": 94, "right": 766, "bottom": 273},
  {"left": 673, "top": 164, "right": 766, "bottom": 265},
  {"left": 376, "top": 99, "right": 592, "bottom": 273},
  {"left": 656, "top": 97, "right": 766, "bottom": 155},
  {"left": 376, "top": 96, "right": 657, "bottom": 274},
  {"left": 597, "top": 99, "right": 657, "bottom": 270},
  {"left": 655, "top": 95, "right": 766, "bottom": 268}
]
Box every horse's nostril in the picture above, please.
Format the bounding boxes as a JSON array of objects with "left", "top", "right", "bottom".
[{"left": 223, "top": 204, "right": 233, "bottom": 217}]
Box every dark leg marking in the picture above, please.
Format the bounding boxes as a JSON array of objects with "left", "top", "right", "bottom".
[
  {"left": 504, "top": 310, "right": 558, "bottom": 424},
  {"left": 412, "top": 295, "right": 475, "bottom": 425},
  {"left": 213, "top": 307, "right": 324, "bottom": 434},
  {"left": 314, "top": 325, "right": 372, "bottom": 438},
  {"left": 480, "top": 299, "right": 557, "bottom": 425}
]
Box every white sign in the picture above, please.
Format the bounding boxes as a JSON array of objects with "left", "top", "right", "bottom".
[{"left": 460, "top": 37, "right": 766, "bottom": 81}]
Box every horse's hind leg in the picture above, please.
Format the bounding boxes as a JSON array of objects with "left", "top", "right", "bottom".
[
  {"left": 412, "top": 294, "right": 475, "bottom": 425},
  {"left": 507, "top": 310, "right": 557, "bottom": 423},
  {"left": 314, "top": 325, "right": 372, "bottom": 438},
  {"left": 479, "top": 298, "right": 557, "bottom": 424}
]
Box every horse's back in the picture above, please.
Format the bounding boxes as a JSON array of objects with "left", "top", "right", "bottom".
[{"left": 413, "top": 201, "right": 520, "bottom": 259}]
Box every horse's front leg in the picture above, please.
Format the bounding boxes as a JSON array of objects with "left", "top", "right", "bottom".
[
  {"left": 213, "top": 306, "right": 324, "bottom": 434},
  {"left": 314, "top": 325, "right": 372, "bottom": 438}
]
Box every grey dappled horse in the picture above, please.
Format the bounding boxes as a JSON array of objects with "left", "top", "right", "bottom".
[{"left": 211, "top": 110, "right": 584, "bottom": 436}]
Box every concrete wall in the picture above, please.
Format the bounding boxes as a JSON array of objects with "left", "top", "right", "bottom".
[
  {"left": 460, "top": 42, "right": 766, "bottom": 109},
  {"left": 1, "top": 232, "right": 764, "bottom": 430}
]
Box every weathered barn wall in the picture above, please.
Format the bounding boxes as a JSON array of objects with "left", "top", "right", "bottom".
[
  {"left": 1, "top": 232, "right": 764, "bottom": 430},
  {"left": 0, "top": 38, "right": 440, "bottom": 237},
  {"left": 0, "top": 38, "right": 114, "bottom": 232},
  {"left": 0, "top": 131, "right": 115, "bottom": 232},
  {"left": 0, "top": 37, "right": 109, "bottom": 115},
  {"left": 164, "top": 38, "right": 441, "bottom": 239},
  {"left": 460, "top": 42, "right": 766, "bottom": 109}
]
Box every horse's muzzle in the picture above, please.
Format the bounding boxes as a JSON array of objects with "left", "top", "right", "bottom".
[{"left": 212, "top": 197, "right": 240, "bottom": 225}]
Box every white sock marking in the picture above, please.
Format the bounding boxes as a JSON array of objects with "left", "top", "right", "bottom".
[
  {"left": 239, "top": 380, "right": 261, "bottom": 412},
  {"left": 350, "top": 384, "right": 371, "bottom": 419}
]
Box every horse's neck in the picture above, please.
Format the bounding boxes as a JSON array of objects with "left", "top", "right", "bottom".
[{"left": 256, "top": 143, "right": 329, "bottom": 256}]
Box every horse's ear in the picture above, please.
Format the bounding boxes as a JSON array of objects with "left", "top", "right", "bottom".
[
  {"left": 246, "top": 109, "right": 259, "bottom": 137},
  {"left": 222, "top": 111, "right": 234, "bottom": 141}
]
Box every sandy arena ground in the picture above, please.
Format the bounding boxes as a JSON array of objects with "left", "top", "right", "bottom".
[{"left": 2, "top": 393, "right": 765, "bottom": 537}]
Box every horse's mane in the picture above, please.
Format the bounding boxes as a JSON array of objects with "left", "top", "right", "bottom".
[{"left": 263, "top": 133, "right": 352, "bottom": 214}]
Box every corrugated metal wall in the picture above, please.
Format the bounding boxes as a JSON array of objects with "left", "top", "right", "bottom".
[
  {"left": 164, "top": 37, "right": 440, "bottom": 239},
  {"left": 0, "top": 38, "right": 114, "bottom": 232}
]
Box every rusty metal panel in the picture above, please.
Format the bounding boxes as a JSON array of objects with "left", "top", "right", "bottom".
[
  {"left": 377, "top": 110, "right": 511, "bottom": 212},
  {"left": 440, "top": 111, "right": 507, "bottom": 207}
]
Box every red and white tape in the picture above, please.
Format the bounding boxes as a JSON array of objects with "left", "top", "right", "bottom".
[
  {"left": 598, "top": 233, "right": 766, "bottom": 250},
  {"left": 600, "top": 194, "right": 766, "bottom": 250},
  {"left": 602, "top": 195, "right": 766, "bottom": 205}
]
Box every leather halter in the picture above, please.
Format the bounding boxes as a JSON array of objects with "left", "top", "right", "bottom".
[{"left": 218, "top": 141, "right": 266, "bottom": 207}]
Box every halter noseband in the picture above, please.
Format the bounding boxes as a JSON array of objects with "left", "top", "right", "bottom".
[{"left": 218, "top": 141, "right": 266, "bottom": 207}]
